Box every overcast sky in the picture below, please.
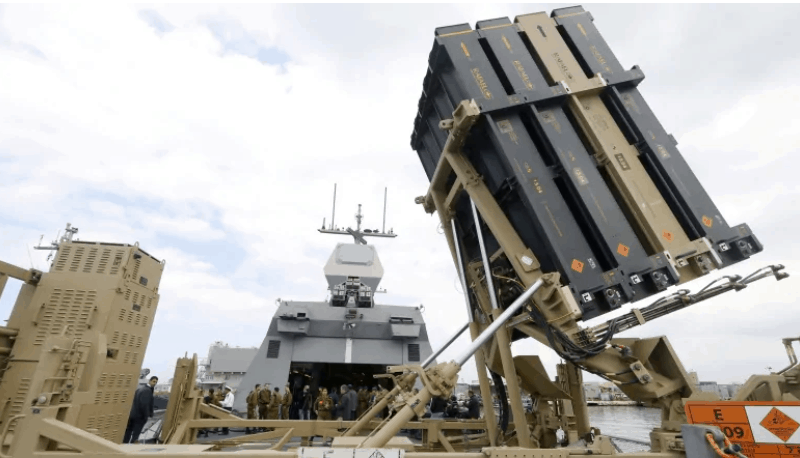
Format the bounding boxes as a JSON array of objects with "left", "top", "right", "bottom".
[{"left": 1, "top": 4, "right": 799, "bottom": 393}]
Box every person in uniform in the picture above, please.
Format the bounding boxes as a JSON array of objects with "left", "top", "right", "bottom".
[
  {"left": 220, "top": 386, "right": 234, "bottom": 435},
  {"left": 357, "top": 386, "right": 368, "bottom": 418},
  {"left": 210, "top": 388, "right": 223, "bottom": 433},
  {"left": 314, "top": 388, "right": 334, "bottom": 445},
  {"left": 315, "top": 387, "right": 333, "bottom": 420},
  {"left": 281, "top": 384, "right": 293, "bottom": 420},
  {"left": 370, "top": 387, "right": 381, "bottom": 419},
  {"left": 269, "top": 387, "right": 282, "bottom": 420},
  {"left": 258, "top": 383, "right": 271, "bottom": 432},
  {"left": 245, "top": 384, "right": 260, "bottom": 434}
]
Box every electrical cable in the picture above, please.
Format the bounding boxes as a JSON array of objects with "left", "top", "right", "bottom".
[{"left": 490, "top": 370, "right": 509, "bottom": 434}]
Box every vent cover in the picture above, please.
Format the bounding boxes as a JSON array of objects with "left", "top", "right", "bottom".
[
  {"left": 266, "top": 340, "right": 281, "bottom": 359},
  {"left": 408, "top": 343, "right": 420, "bottom": 362}
]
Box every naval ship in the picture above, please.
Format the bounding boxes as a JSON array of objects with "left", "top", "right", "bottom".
[{"left": 232, "top": 189, "right": 435, "bottom": 413}]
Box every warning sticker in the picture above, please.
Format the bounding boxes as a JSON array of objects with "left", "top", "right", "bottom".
[
  {"left": 662, "top": 230, "right": 674, "bottom": 242},
  {"left": 686, "top": 401, "right": 800, "bottom": 458},
  {"left": 761, "top": 408, "right": 800, "bottom": 442},
  {"left": 703, "top": 215, "right": 714, "bottom": 228},
  {"left": 617, "top": 243, "right": 630, "bottom": 257},
  {"left": 571, "top": 259, "right": 584, "bottom": 273}
]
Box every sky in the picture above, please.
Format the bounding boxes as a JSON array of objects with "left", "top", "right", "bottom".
[{"left": 1, "top": 4, "right": 799, "bottom": 393}]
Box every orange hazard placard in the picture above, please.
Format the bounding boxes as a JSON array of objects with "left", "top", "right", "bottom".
[
  {"left": 571, "top": 259, "right": 584, "bottom": 273},
  {"left": 702, "top": 215, "right": 714, "bottom": 228},
  {"left": 762, "top": 408, "right": 800, "bottom": 442},
  {"left": 617, "top": 243, "right": 630, "bottom": 257},
  {"left": 662, "top": 230, "right": 674, "bottom": 242},
  {"left": 685, "top": 402, "right": 800, "bottom": 458}
]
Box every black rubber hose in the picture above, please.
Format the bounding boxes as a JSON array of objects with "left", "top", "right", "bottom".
[{"left": 490, "top": 370, "right": 509, "bottom": 433}]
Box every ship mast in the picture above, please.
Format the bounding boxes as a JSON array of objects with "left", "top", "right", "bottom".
[{"left": 318, "top": 184, "right": 397, "bottom": 244}]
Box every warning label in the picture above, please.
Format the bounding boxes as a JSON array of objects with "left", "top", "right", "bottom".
[
  {"left": 686, "top": 401, "right": 800, "bottom": 458},
  {"left": 662, "top": 230, "right": 674, "bottom": 242},
  {"left": 571, "top": 259, "right": 584, "bottom": 273},
  {"left": 702, "top": 215, "right": 714, "bottom": 228},
  {"left": 617, "top": 243, "right": 630, "bottom": 257},
  {"left": 761, "top": 408, "right": 800, "bottom": 442}
]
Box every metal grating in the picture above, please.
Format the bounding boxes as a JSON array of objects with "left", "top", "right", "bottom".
[
  {"left": 97, "top": 248, "right": 111, "bottom": 274},
  {"left": 34, "top": 288, "right": 96, "bottom": 346},
  {"left": 131, "top": 258, "right": 141, "bottom": 281},
  {"left": 109, "top": 252, "right": 124, "bottom": 276},
  {"left": 408, "top": 343, "right": 420, "bottom": 362},
  {"left": 70, "top": 246, "right": 84, "bottom": 272},
  {"left": 54, "top": 245, "right": 71, "bottom": 272},
  {"left": 10, "top": 378, "right": 31, "bottom": 416},
  {"left": 83, "top": 247, "right": 98, "bottom": 273},
  {"left": 266, "top": 340, "right": 281, "bottom": 359}
]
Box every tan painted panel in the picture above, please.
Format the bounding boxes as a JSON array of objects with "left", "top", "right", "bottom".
[
  {"left": 0, "top": 240, "right": 164, "bottom": 443},
  {"left": 514, "top": 13, "right": 711, "bottom": 278}
]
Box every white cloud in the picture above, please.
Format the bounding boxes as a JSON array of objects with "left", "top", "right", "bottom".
[
  {"left": 1, "top": 4, "right": 798, "bottom": 395},
  {"left": 681, "top": 86, "right": 800, "bottom": 168}
]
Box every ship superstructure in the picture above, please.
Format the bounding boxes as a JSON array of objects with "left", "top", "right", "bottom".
[{"left": 233, "top": 188, "right": 434, "bottom": 413}]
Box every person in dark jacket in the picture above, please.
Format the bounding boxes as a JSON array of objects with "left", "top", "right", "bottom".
[
  {"left": 430, "top": 395, "right": 448, "bottom": 414},
  {"left": 299, "top": 385, "right": 313, "bottom": 420},
  {"left": 445, "top": 395, "right": 461, "bottom": 418},
  {"left": 329, "top": 386, "right": 340, "bottom": 419},
  {"left": 124, "top": 376, "right": 158, "bottom": 443},
  {"left": 346, "top": 384, "right": 357, "bottom": 421},
  {"left": 338, "top": 385, "right": 352, "bottom": 420},
  {"left": 467, "top": 391, "right": 481, "bottom": 419}
]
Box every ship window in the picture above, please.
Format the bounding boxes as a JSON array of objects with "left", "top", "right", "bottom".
[
  {"left": 267, "top": 340, "right": 281, "bottom": 359},
  {"left": 390, "top": 316, "right": 414, "bottom": 324},
  {"left": 408, "top": 343, "right": 420, "bottom": 362}
]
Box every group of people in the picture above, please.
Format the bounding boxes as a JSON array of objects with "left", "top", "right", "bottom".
[
  {"left": 244, "top": 384, "right": 390, "bottom": 427},
  {"left": 196, "top": 382, "right": 391, "bottom": 437},
  {"left": 200, "top": 385, "right": 236, "bottom": 435},
  {"left": 242, "top": 383, "right": 294, "bottom": 434},
  {"left": 429, "top": 390, "right": 482, "bottom": 419},
  {"left": 122, "top": 376, "right": 483, "bottom": 443}
]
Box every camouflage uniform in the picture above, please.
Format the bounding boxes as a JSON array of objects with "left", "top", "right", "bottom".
[
  {"left": 281, "top": 387, "right": 293, "bottom": 419},
  {"left": 246, "top": 388, "right": 258, "bottom": 420},
  {"left": 268, "top": 389, "right": 282, "bottom": 419},
  {"left": 258, "top": 386, "right": 271, "bottom": 430},
  {"left": 246, "top": 387, "right": 259, "bottom": 434},
  {"left": 258, "top": 387, "right": 271, "bottom": 418},
  {"left": 315, "top": 394, "right": 333, "bottom": 420},
  {"left": 357, "top": 388, "right": 369, "bottom": 417}
]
